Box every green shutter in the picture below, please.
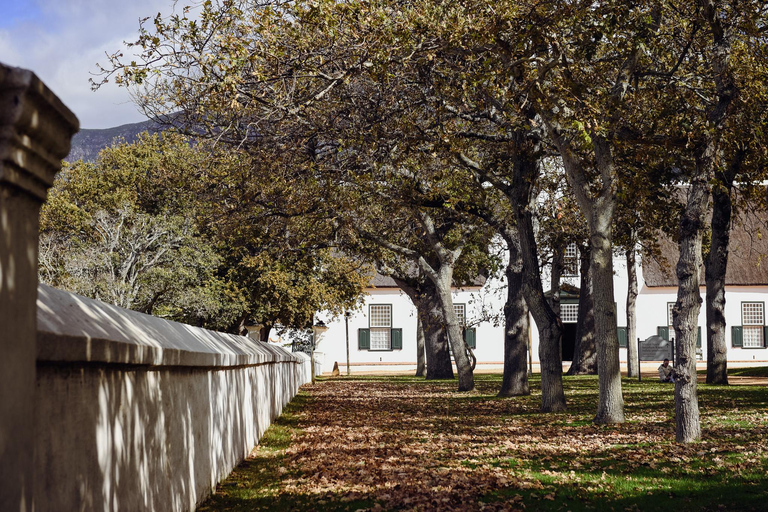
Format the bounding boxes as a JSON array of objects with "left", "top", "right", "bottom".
[
  {"left": 697, "top": 327, "right": 702, "bottom": 348},
  {"left": 657, "top": 326, "right": 670, "bottom": 341},
  {"left": 764, "top": 326, "right": 768, "bottom": 348},
  {"left": 617, "top": 327, "right": 628, "bottom": 348},
  {"left": 464, "top": 328, "right": 477, "bottom": 349},
  {"left": 391, "top": 328, "right": 402, "bottom": 350},
  {"left": 732, "top": 326, "right": 743, "bottom": 347},
  {"left": 358, "top": 328, "right": 370, "bottom": 350}
]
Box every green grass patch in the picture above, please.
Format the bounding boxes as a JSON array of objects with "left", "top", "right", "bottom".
[
  {"left": 728, "top": 366, "right": 768, "bottom": 377},
  {"left": 199, "top": 373, "right": 768, "bottom": 512}
]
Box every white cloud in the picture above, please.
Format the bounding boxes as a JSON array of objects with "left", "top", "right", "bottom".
[{"left": 0, "top": 0, "right": 183, "bottom": 129}]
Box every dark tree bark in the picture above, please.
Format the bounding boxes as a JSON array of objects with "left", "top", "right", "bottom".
[
  {"left": 673, "top": 171, "right": 708, "bottom": 443},
  {"left": 415, "top": 315, "right": 426, "bottom": 377},
  {"left": 510, "top": 153, "right": 566, "bottom": 412},
  {"left": 393, "top": 275, "right": 453, "bottom": 380},
  {"left": 705, "top": 150, "right": 744, "bottom": 385},
  {"left": 705, "top": 186, "right": 731, "bottom": 385},
  {"left": 498, "top": 227, "right": 530, "bottom": 397},
  {"left": 421, "top": 302, "right": 453, "bottom": 380},
  {"left": 549, "top": 244, "right": 563, "bottom": 315},
  {"left": 568, "top": 244, "right": 597, "bottom": 375},
  {"left": 626, "top": 245, "right": 639, "bottom": 378},
  {"left": 458, "top": 130, "right": 565, "bottom": 410},
  {"left": 261, "top": 323, "right": 273, "bottom": 342}
]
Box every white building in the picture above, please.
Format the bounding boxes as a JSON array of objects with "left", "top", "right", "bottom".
[{"left": 315, "top": 221, "right": 768, "bottom": 372}]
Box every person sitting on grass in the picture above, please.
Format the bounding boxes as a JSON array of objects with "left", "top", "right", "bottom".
[{"left": 658, "top": 358, "right": 675, "bottom": 382}]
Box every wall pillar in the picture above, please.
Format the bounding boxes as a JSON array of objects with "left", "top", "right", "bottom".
[{"left": 0, "top": 63, "right": 78, "bottom": 512}]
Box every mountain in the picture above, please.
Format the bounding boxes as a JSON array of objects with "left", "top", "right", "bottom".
[{"left": 65, "top": 119, "right": 163, "bottom": 162}]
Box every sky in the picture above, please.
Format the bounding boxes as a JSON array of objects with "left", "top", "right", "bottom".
[{"left": 0, "top": 0, "right": 182, "bottom": 129}]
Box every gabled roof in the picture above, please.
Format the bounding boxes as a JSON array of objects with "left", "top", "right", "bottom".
[
  {"left": 643, "top": 208, "right": 768, "bottom": 287},
  {"left": 368, "top": 271, "right": 487, "bottom": 289}
]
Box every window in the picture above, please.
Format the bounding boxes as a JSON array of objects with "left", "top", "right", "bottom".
[
  {"left": 358, "top": 305, "right": 402, "bottom": 351},
  {"left": 660, "top": 302, "right": 701, "bottom": 350},
  {"left": 454, "top": 304, "right": 466, "bottom": 327},
  {"left": 742, "top": 302, "right": 765, "bottom": 348},
  {"left": 369, "top": 304, "right": 392, "bottom": 350},
  {"left": 563, "top": 243, "right": 579, "bottom": 277},
  {"left": 561, "top": 303, "right": 579, "bottom": 323},
  {"left": 451, "top": 303, "right": 476, "bottom": 349}
]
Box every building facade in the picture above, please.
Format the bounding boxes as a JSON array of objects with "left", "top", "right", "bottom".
[{"left": 316, "top": 222, "right": 768, "bottom": 372}]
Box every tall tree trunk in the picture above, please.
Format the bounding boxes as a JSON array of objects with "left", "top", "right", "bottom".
[
  {"left": 705, "top": 187, "right": 730, "bottom": 385},
  {"left": 674, "top": 170, "right": 708, "bottom": 443},
  {"left": 568, "top": 244, "right": 597, "bottom": 375},
  {"left": 705, "top": 152, "right": 742, "bottom": 385},
  {"left": 543, "top": 127, "right": 623, "bottom": 422},
  {"left": 674, "top": 0, "right": 738, "bottom": 440},
  {"left": 590, "top": 199, "right": 625, "bottom": 424},
  {"left": 394, "top": 276, "right": 453, "bottom": 380},
  {"left": 416, "top": 315, "right": 426, "bottom": 377},
  {"left": 499, "top": 230, "right": 530, "bottom": 396},
  {"left": 458, "top": 132, "right": 564, "bottom": 408},
  {"left": 422, "top": 314, "right": 453, "bottom": 379},
  {"left": 436, "top": 269, "right": 475, "bottom": 391},
  {"left": 515, "top": 186, "right": 566, "bottom": 412},
  {"left": 626, "top": 246, "right": 639, "bottom": 378}
]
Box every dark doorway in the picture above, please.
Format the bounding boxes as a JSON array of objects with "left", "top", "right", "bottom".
[{"left": 562, "top": 323, "right": 577, "bottom": 362}]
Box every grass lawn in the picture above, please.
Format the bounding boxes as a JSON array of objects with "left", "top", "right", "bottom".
[{"left": 199, "top": 372, "right": 768, "bottom": 511}]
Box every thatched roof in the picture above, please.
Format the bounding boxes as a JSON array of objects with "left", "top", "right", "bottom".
[
  {"left": 643, "top": 207, "right": 768, "bottom": 287},
  {"left": 369, "top": 273, "right": 400, "bottom": 288},
  {"left": 368, "top": 271, "right": 487, "bottom": 289}
]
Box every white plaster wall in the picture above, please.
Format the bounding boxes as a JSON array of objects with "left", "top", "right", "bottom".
[
  {"left": 319, "top": 253, "right": 768, "bottom": 367},
  {"left": 33, "top": 285, "right": 311, "bottom": 512},
  {"left": 633, "top": 284, "right": 768, "bottom": 363},
  {"left": 317, "top": 286, "right": 505, "bottom": 368}
]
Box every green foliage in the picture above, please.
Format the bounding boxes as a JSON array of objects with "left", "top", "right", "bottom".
[
  {"left": 42, "top": 132, "right": 370, "bottom": 332},
  {"left": 224, "top": 247, "right": 371, "bottom": 331},
  {"left": 41, "top": 133, "right": 246, "bottom": 330}
]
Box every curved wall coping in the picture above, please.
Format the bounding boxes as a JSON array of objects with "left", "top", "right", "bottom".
[{"left": 36, "top": 284, "right": 308, "bottom": 368}]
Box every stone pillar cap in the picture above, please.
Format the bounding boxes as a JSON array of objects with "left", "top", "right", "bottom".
[{"left": 0, "top": 62, "right": 79, "bottom": 200}]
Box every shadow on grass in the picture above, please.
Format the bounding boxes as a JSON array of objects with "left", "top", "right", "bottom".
[
  {"left": 200, "top": 373, "right": 768, "bottom": 512},
  {"left": 485, "top": 472, "right": 768, "bottom": 512}
]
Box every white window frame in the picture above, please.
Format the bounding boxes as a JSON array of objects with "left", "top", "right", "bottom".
[
  {"left": 561, "top": 303, "right": 579, "bottom": 323},
  {"left": 563, "top": 243, "right": 579, "bottom": 277},
  {"left": 454, "top": 303, "right": 466, "bottom": 327},
  {"left": 369, "top": 304, "right": 392, "bottom": 350},
  {"left": 742, "top": 302, "right": 765, "bottom": 349}
]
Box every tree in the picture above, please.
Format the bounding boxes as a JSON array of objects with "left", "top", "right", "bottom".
[
  {"left": 41, "top": 133, "right": 246, "bottom": 330},
  {"left": 703, "top": 3, "right": 768, "bottom": 386},
  {"left": 391, "top": 272, "right": 453, "bottom": 380},
  {"left": 42, "top": 132, "right": 370, "bottom": 334},
  {"left": 524, "top": 3, "right": 667, "bottom": 423},
  {"left": 568, "top": 242, "right": 597, "bottom": 376},
  {"left": 671, "top": 0, "right": 740, "bottom": 442}
]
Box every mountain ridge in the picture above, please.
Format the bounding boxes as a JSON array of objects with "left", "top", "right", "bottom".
[{"left": 65, "top": 119, "right": 162, "bottom": 162}]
